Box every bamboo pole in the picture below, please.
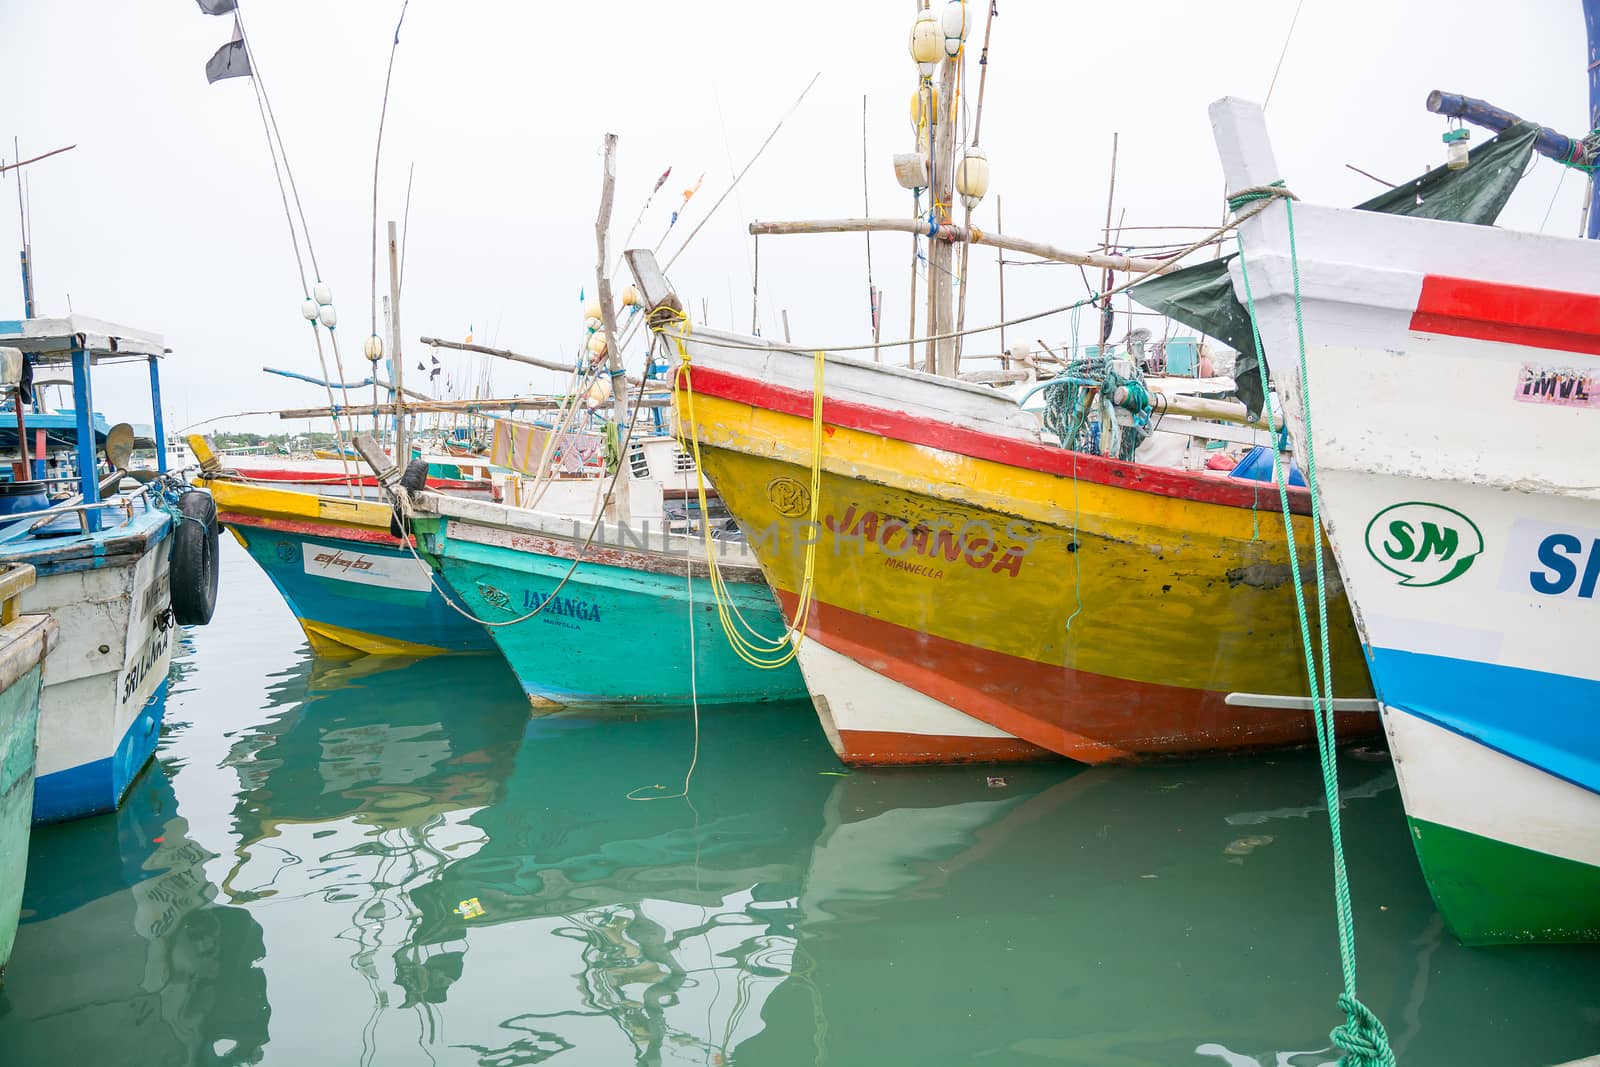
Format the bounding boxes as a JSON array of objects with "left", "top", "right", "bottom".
[
  {"left": 1100, "top": 133, "right": 1119, "bottom": 346},
  {"left": 954, "top": 0, "right": 999, "bottom": 374},
  {"left": 386, "top": 220, "right": 408, "bottom": 463},
  {"left": 419, "top": 335, "right": 656, "bottom": 391},
  {"left": 862, "top": 94, "right": 880, "bottom": 361},
  {"left": 277, "top": 395, "right": 673, "bottom": 421},
  {"left": 594, "top": 132, "right": 630, "bottom": 524},
  {"left": 929, "top": 54, "right": 960, "bottom": 376},
  {"left": 748, "top": 217, "right": 1169, "bottom": 274},
  {"left": 996, "top": 195, "right": 1007, "bottom": 368}
]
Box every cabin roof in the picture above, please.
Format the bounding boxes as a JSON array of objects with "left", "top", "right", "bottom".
[{"left": 0, "top": 315, "right": 168, "bottom": 363}]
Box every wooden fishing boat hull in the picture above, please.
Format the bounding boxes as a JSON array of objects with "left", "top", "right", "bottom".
[
  {"left": 413, "top": 495, "right": 807, "bottom": 707},
  {"left": 201, "top": 478, "right": 495, "bottom": 658},
  {"left": 0, "top": 511, "right": 175, "bottom": 823},
  {"left": 1214, "top": 99, "right": 1600, "bottom": 943},
  {"left": 667, "top": 341, "right": 1375, "bottom": 767},
  {"left": 0, "top": 567, "right": 53, "bottom": 971},
  {"left": 222, "top": 459, "right": 494, "bottom": 498}
]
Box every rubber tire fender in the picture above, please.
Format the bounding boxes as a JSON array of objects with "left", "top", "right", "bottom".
[
  {"left": 389, "top": 458, "right": 431, "bottom": 540},
  {"left": 170, "top": 489, "right": 220, "bottom": 626}
]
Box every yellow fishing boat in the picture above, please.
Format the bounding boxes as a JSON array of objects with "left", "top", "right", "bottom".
[{"left": 628, "top": 261, "right": 1375, "bottom": 767}]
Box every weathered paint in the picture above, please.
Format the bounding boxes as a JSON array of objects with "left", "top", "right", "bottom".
[
  {"left": 1214, "top": 96, "right": 1600, "bottom": 944},
  {"left": 673, "top": 365, "right": 1374, "bottom": 767},
  {"left": 0, "top": 509, "right": 176, "bottom": 823},
  {"left": 0, "top": 611, "right": 51, "bottom": 970},
  {"left": 203, "top": 478, "right": 494, "bottom": 657},
  {"left": 417, "top": 507, "right": 807, "bottom": 708}
]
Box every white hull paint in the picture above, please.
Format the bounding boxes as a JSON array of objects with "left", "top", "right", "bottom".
[
  {"left": 23, "top": 532, "right": 174, "bottom": 822},
  {"left": 1213, "top": 98, "right": 1600, "bottom": 939},
  {"left": 1386, "top": 709, "right": 1600, "bottom": 871},
  {"left": 795, "top": 636, "right": 1019, "bottom": 758}
]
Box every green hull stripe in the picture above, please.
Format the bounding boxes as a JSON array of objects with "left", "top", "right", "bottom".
[{"left": 1409, "top": 817, "right": 1600, "bottom": 945}]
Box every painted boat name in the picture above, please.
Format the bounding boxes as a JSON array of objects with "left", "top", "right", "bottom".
[
  {"left": 121, "top": 624, "right": 170, "bottom": 706},
  {"left": 819, "top": 506, "right": 1029, "bottom": 578}
]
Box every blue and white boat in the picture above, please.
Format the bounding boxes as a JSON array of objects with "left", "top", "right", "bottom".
[{"left": 0, "top": 316, "right": 217, "bottom": 823}]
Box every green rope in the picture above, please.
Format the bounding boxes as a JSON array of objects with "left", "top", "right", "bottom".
[
  {"left": 1227, "top": 179, "right": 1290, "bottom": 212},
  {"left": 1233, "top": 193, "right": 1397, "bottom": 1067},
  {"left": 1561, "top": 128, "right": 1600, "bottom": 172}
]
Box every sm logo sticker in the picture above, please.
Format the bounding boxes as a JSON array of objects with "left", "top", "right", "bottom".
[{"left": 1364, "top": 503, "right": 1483, "bottom": 587}]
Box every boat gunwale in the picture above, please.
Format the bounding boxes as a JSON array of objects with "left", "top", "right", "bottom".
[{"left": 677, "top": 363, "right": 1313, "bottom": 516}]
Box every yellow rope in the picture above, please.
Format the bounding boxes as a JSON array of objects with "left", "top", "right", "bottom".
[{"left": 658, "top": 310, "right": 824, "bottom": 670}]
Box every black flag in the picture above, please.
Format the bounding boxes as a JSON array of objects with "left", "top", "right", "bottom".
[
  {"left": 196, "top": 0, "right": 237, "bottom": 13},
  {"left": 205, "top": 17, "right": 250, "bottom": 83}
]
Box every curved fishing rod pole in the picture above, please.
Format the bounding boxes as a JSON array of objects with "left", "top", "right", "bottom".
[{"left": 661, "top": 72, "right": 822, "bottom": 272}]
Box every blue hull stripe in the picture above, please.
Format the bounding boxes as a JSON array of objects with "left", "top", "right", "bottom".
[
  {"left": 32, "top": 677, "right": 169, "bottom": 824},
  {"left": 242, "top": 531, "right": 495, "bottom": 654},
  {"left": 1368, "top": 647, "right": 1600, "bottom": 798}
]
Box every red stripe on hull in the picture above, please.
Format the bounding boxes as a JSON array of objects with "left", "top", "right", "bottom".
[
  {"left": 218, "top": 511, "right": 400, "bottom": 546},
  {"left": 682, "top": 364, "right": 1312, "bottom": 514},
  {"left": 228, "top": 466, "right": 488, "bottom": 493},
  {"left": 781, "top": 591, "right": 1377, "bottom": 764},
  {"left": 1410, "top": 275, "right": 1600, "bottom": 357}
]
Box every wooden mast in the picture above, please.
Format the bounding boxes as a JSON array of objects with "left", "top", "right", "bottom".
[
  {"left": 386, "top": 219, "right": 408, "bottom": 464},
  {"left": 928, "top": 50, "right": 960, "bottom": 376},
  {"left": 595, "top": 133, "right": 630, "bottom": 524}
]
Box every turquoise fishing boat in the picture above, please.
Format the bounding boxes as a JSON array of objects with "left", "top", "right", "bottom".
[
  {"left": 405, "top": 488, "right": 807, "bottom": 708},
  {"left": 191, "top": 437, "right": 495, "bottom": 658},
  {"left": 0, "top": 563, "right": 52, "bottom": 972}
]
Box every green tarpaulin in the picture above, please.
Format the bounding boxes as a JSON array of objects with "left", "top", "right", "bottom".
[{"left": 1131, "top": 121, "right": 1540, "bottom": 418}]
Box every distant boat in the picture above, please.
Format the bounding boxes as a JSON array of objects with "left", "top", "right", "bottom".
[
  {"left": 219, "top": 451, "right": 497, "bottom": 498},
  {"left": 0, "top": 562, "right": 53, "bottom": 971}
]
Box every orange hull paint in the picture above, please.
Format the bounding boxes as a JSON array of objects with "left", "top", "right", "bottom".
[{"left": 674, "top": 360, "right": 1377, "bottom": 766}]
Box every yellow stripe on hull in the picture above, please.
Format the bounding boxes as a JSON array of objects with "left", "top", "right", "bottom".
[
  {"left": 300, "top": 618, "right": 452, "bottom": 659},
  {"left": 199, "top": 477, "right": 393, "bottom": 534},
  {"left": 679, "top": 389, "right": 1374, "bottom": 761}
]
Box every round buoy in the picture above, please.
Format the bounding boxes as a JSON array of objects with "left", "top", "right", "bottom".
[{"left": 170, "top": 490, "right": 219, "bottom": 625}]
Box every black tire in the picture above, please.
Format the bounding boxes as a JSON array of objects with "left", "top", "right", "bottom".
[
  {"left": 170, "top": 490, "right": 219, "bottom": 626},
  {"left": 389, "top": 458, "right": 430, "bottom": 539}
]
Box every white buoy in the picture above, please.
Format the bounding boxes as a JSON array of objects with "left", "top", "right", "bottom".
[
  {"left": 318, "top": 304, "right": 338, "bottom": 329},
  {"left": 940, "top": 1, "right": 968, "bottom": 56},
  {"left": 908, "top": 10, "right": 941, "bottom": 77}
]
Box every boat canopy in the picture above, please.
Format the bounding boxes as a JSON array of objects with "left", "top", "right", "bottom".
[
  {"left": 0, "top": 315, "right": 167, "bottom": 364},
  {"left": 1132, "top": 121, "right": 1541, "bottom": 417}
]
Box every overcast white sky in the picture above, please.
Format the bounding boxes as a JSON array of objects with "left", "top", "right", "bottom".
[{"left": 0, "top": 0, "right": 1589, "bottom": 433}]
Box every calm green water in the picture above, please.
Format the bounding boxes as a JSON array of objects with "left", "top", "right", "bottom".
[{"left": 0, "top": 539, "right": 1596, "bottom": 1066}]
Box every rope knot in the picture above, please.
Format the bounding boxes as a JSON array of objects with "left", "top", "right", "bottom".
[
  {"left": 1226, "top": 179, "right": 1297, "bottom": 214},
  {"left": 1330, "top": 993, "right": 1396, "bottom": 1067}
]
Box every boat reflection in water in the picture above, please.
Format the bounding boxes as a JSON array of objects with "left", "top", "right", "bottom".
[
  {"left": 0, "top": 751, "right": 270, "bottom": 1065},
  {"left": 215, "top": 653, "right": 530, "bottom": 1063},
  {"left": 7, "top": 647, "right": 1597, "bottom": 1067}
]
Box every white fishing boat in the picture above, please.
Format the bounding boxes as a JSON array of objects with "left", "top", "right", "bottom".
[
  {"left": 1212, "top": 96, "right": 1600, "bottom": 944},
  {"left": 0, "top": 317, "right": 219, "bottom": 823}
]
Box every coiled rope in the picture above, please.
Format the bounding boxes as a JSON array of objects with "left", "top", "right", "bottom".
[
  {"left": 659, "top": 308, "right": 823, "bottom": 670},
  {"left": 1230, "top": 180, "right": 1397, "bottom": 1067}
]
